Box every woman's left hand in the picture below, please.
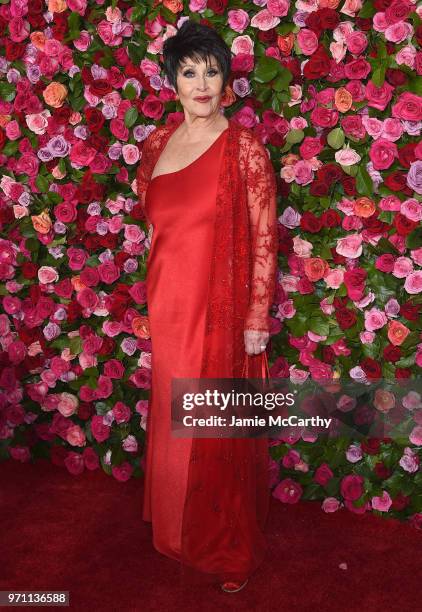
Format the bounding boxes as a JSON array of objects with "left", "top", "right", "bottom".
[{"left": 244, "top": 329, "right": 269, "bottom": 355}]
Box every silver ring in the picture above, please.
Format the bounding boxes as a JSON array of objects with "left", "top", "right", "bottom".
[{"left": 260, "top": 345, "right": 266, "bottom": 349}]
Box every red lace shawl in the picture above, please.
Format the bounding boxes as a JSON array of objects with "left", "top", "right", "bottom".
[{"left": 136, "top": 115, "right": 278, "bottom": 582}]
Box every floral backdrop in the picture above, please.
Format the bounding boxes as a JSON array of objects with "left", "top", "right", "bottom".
[{"left": 0, "top": 0, "right": 421, "bottom": 528}]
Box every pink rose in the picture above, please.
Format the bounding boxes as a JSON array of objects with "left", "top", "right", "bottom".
[
  {"left": 231, "top": 35, "right": 254, "bottom": 56},
  {"left": 345, "top": 31, "right": 368, "bottom": 55},
  {"left": 404, "top": 271, "right": 422, "bottom": 294},
  {"left": 273, "top": 478, "right": 303, "bottom": 503},
  {"left": 381, "top": 118, "right": 404, "bottom": 142},
  {"left": 335, "top": 234, "right": 363, "bottom": 258},
  {"left": 112, "top": 461, "right": 134, "bottom": 482},
  {"left": 57, "top": 392, "right": 79, "bottom": 417},
  {"left": 267, "top": 0, "right": 290, "bottom": 17},
  {"left": 369, "top": 138, "right": 398, "bottom": 170},
  {"left": 392, "top": 92, "right": 422, "bottom": 121},
  {"left": 379, "top": 195, "right": 401, "bottom": 211},
  {"left": 322, "top": 497, "right": 341, "bottom": 513},
  {"left": 64, "top": 451, "right": 84, "bottom": 475},
  {"left": 98, "top": 261, "right": 120, "bottom": 284},
  {"left": 340, "top": 0, "right": 362, "bottom": 17},
  {"left": 409, "top": 425, "right": 422, "bottom": 446},
  {"left": 310, "top": 107, "right": 339, "bottom": 128},
  {"left": 38, "top": 266, "right": 59, "bottom": 284},
  {"left": 294, "top": 160, "right": 314, "bottom": 185},
  {"left": 297, "top": 29, "right": 319, "bottom": 55},
  {"left": 66, "top": 425, "right": 86, "bottom": 447},
  {"left": 385, "top": 21, "right": 413, "bottom": 44},
  {"left": 91, "top": 414, "right": 111, "bottom": 442},
  {"left": 227, "top": 9, "right": 250, "bottom": 33},
  {"left": 392, "top": 256, "right": 413, "bottom": 278},
  {"left": 340, "top": 474, "right": 364, "bottom": 501},
  {"left": 365, "top": 80, "right": 394, "bottom": 111},
  {"left": 300, "top": 136, "right": 323, "bottom": 160},
  {"left": 344, "top": 58, "right": 371, "bottom": 80},
  {"left": 371, "top": 491, "right": 392, "bottom": 512},
  {"left": 77, "top": 287, "right": 99, "bottom": 310},
  {"left": 401, "top": 198, "right": 422, "bottom": 221},
  {"left": 346, "top": 79, "right": 366, "bottom": 101},
  {"left": 396, "top": 45, "right": 417, "bottom": 69},
  {"left": 250, "top": 9, "right": 280, "bottom": 31},
  {"left": 67, "top": 247, "right": 88, "bottom": 271},
  {"left": 364, "top": 307, "right": 388, "bottom": 331}
]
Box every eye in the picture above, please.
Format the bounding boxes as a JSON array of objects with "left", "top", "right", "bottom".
[{"left": 182, "top": 69, "right": 219, "bottom": 77}]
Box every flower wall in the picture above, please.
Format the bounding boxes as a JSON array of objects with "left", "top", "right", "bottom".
[{"left": 0, "top": 0, "right": 421, "bottom": 526}]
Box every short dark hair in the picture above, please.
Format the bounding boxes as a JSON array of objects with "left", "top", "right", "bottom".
[{"left": 162, "top": 21, "right": 232, "bottom": 93}]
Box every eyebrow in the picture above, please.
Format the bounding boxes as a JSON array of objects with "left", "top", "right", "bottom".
[{"left": 180, "top": 63, "right": 219, "bottom": 68}]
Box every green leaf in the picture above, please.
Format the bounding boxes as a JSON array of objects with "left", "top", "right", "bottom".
[
  {"left": 406, "top": 227, "right": 422, "bottom": 250},
  {"left": 124, "top": 107, "right": 138, "bottom": 128},
  {"left": 358, "top": 1, "right": 376, "bottom": 18},
  {"left": 0, "top": 81, "right": 15, "bottom": 102},
  {"left": 308, "top": 318, "right": 330, "bottom": 336},
  {"left": 356, "top": 166, "right": 373, "bottom": 196},
  {"left": 286, "top": 129, "right": 304, "bottom": 145},
  {"left": 253, "top": 56, "right": 280, "bottom": 83},
  {"left": 123, "top": 84, "right": 137, "bottom": 101},
  {"left": 327, "top": 128, "right": 345, "bottom": 150},
  {"left": 35, "top": 175, "right": 49, "bottom": 193}
]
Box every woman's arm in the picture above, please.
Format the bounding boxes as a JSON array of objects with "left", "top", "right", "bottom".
[{"left": 244, "top": 135, "right": 279, "bottom": 338}]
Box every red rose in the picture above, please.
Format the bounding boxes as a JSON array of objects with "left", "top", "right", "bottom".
[
  {"left": 394, "top": 213, "right": 418, "bottom": 235},
  {"left": 361, "top": 438, "right": 381, "bottom": 455},
  {"left": 374, "top": 462, "right": 392, "bottom": 480},
  {"left": 398, "top": 143, "right": 417, "bottom": 168},
  {"left": 355, "top": 17, "right": 372, "bottom": 31},
  {"left": 21, "top": 262, "right": 38, "bottom": 279},
  {"left": 375, "top": 254, "right": 395, "bottom": 272},
  {"left": 317, "top": 163, "right": 343, "bottom": 186},
  {"left": 335, "top": 308, "right": 357, "bottom": 330},
  {"left": 322, "top": 346, "right": 335, "bottom": 364},
  {"left": 89, "top": 79, "right": 113, "bottom": 97},
  {"left": 361, "top": 357, "right": 382, "bottom": 380},
  {"left": 303, "top": 46, "right": 331, "bottom": 79},
  {"left": 374, "top": 0, "right": 390, "bottom": 8},
  {"left": 28, "top": 0, "right": 44, "bottom": 13},
  {"left": 386, "top": 68, "right": 408, "bottom": 86},
  {"left": 395, "top": 368, "right": 411, "bottom": 379},
  {"left": 340, "top": 474, "right": 364, "bottom": 501},
  {"left": 310, "top": 181, "right": 329, "bottom": 197},
  {"left": 85, "top": 108, "right": 105, "bottom": 133},
  {"left": 342, "top": 175, "right": 357, "bottom": 196},
  {"left": 343, "top": 268, "right": 367, "bottom": 301},
  {"left": 383, "top": 345, "right": 402, "bottom": 362},
  {"left": 305, "top": 11, "right": 323, "bottom": 35},
  {"left": 399, "top": 301, "right": 420, "bottom": 321},
  {"left": 320, "top": 209, "right": 341, "bottom": 228},
  {"left": 5, "top": 40, "right": 26, "bottom": 61},
  {"left": 391, "top": 493, "right": 410, "bottom": 511},
  {"left": 384, "top": 171, "right": 413, "bottom": 195},
  {"left": 314, "top": 463, "right": 334, "bottom": 486},
  {"left": 258, "top": 29, "right": 278, "bottom": 44},
  {"left": 362, "top": 216, "right": 390, "bottom": 236},
  {"left": 300, "top": 211, "right": 322, "bottom": 233},
  {"left": 319, "top": 8, "right": 340, "bottom": 30},
  {"left": 416, "top": 25, "right": 422, "bottom": 47},
  {"left": 207, "top": 0, "right": 228, "bottom": 14},
  {"left": 385, "top": 1, "right": 412, "bottom": 25}
]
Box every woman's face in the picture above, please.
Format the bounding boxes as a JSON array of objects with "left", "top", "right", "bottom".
[{"left": 175, "top": 55, "right": 224, "bottom": 119}]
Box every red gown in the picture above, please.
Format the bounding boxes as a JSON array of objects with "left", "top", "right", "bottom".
[{"left": 136, "top": 116, "right": 278, "bottom": 584}]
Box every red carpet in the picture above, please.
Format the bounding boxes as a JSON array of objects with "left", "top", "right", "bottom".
[{"left": 0, "top": 458, "right": 421, "bottom": 612}]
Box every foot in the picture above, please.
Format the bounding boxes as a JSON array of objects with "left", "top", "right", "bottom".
[{"left": 220, "top": 578, "right": 248, "bottom": 593}]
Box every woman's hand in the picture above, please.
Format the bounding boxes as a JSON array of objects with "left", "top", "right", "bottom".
[{"left": 244, "top": 329, "right": 269, "bottom": 356}]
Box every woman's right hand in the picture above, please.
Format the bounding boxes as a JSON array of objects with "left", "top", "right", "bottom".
[{"left": 244, "top": 329, "right": 269, "bottom": 356}]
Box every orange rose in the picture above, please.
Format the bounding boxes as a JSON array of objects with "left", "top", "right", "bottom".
[
  {"left": 334, "top": 87, "right": 353, "bottom": 113},
  {"left": 47, "top": 0, "right": 67, "bottom": 12},
  {"left": 277, "top": 33, "right": 295, "bottom": 56},
  {"left": 132, "top": 315, "right": 150, "bottom": 339},
  {"left": 303, "top": 257, "right": 329, "bottom": 282},
  {"left": 163, "top": 0, "right": 183, "bottom": 12},
  {"left": 30, "top": 31, "right": 46, "bottom": 51},
  {"left": 373, "top": 389, "right": 395, "bottom": 414},
  {"left": 319, "top": 0, "right": 340, "bottom": 7},
  {"left": 71, "top": 276, "right": 86, "bottom": 292},
  {"left": 387, "top": 321, "right": 410, "bottom": 346},
  {"left": 220, "top": 85, "right": 236, "bottom": 108},
  {"left": 0, "top": 115, "right": 11, "bottom": 128},
  {"left": 354, "top": 197, "right": 376, "bottom": 218},
  {"left": 31, "top": 210, "right": 52, "bottom": 234},
  {"left": 42, "top": 82, "right": 68, "bottom": 108}
]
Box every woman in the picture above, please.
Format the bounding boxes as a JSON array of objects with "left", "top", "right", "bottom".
[{"left": 136, "top": 21, "right": 278, "bottom": 593}]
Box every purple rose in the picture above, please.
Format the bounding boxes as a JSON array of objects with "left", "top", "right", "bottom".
[{"left": 407, "top": 160, "right": 422, "bottom": 194}]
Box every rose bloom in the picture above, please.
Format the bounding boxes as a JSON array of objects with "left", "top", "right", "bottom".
[
  {"left": 42, "top": 81, "right": 68, "bottom": 108},
  {"left": 392, "top": 256, "right": 413, "bottom": 278},
  {"left": 335, "top": 234, "right": 363, "bottom": 258},
  {"left": 369, "top": 139, "right": 398, "bottom": 170},
  {"left": 297, "top": 29, "right": 319, "bottom": 55},
  {"left": 404, "top": 271, "right": 422, "bottom": 294},
  {"left": 387, "top": 320, "right": 410, "bottom": 346},
  {"left": 401, "top": 198, "right": 422, "bottom": 222},
  {"left": 364, "top": 307, "right": 387, "bottom": 332},
  {"left": 335, "top": 147, "right": 361, "bottom": 166},
  {"left": 392, "top": 92, "right": 422, "bottom": 121},
  {"left": 373, "top": 389, "right": 395, "bottom": 413},
  {"left": 354, "top": 197, "right": 376, "bottom": 218}
]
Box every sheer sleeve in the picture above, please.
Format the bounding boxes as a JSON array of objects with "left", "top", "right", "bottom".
[
  {"left": 135, "top": 129, "right": 159, "bottom": 231},
  {"left": 244, "top": 135, "right": 279, "bottom": 333}
]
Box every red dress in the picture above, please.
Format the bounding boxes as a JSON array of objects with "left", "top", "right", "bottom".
[{"left": 136, "top": 116, "right": 278, "bottom": 583}]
